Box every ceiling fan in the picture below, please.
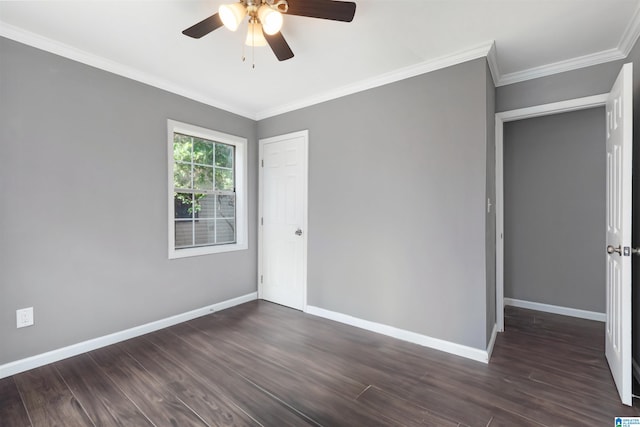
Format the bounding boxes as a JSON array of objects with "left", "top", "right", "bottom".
[{"left": 182, "top": 0, "right": 357, "bottom": 61}]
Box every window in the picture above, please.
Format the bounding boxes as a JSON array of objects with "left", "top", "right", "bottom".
[{"left": 168, "top": 120, "right": 247, "bottom": 259}]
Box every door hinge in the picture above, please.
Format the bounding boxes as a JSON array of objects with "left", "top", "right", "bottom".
[
  {"left": 261, "top": 159, "right": 264, "bottom": 167},
  {"left": 261, "top": 217, "right": 263, "bottom": 225},
  {"left": 260, "top": 275, "right": 263, "bottom": 283}
]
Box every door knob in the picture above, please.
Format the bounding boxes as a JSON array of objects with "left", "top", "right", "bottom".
[
  {"left": 295, "top": 228, "right": 303, "bottom": 236},
  {"left": 607, "top": 245, "right": 622, "bottom": 255}
]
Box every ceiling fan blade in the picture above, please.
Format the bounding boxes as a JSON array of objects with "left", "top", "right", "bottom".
[
  {"left": 182, "top": 13, "right": 224, "bottom": 39},
  {"left": 286, "top": 0, "right": 356, "bottom": 22},
  {"left": 265, "top": 32, "right": 295, "bottom": 61}
]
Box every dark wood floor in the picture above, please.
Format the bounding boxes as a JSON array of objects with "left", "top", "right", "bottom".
[{"left": 2, "top": 301, "right": 639, "bottom": 426}]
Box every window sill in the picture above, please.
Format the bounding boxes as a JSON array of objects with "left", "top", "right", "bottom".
[{"left": 168, "top": 242, "right": 248, "bottom": 259}]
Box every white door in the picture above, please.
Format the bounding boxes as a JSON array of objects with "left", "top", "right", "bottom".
[
  {"left": 605, "top": 62, "right": 633, "bottom": 406},
  {"left": 259, "top": 131, "right": 308, "bottom": 310}
]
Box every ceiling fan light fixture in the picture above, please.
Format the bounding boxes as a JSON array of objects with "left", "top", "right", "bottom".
[
  {"left": 183, "top": 0, "right": 355, "bottom": 62},
  {"left": 257, "top": 5, "right": 283, "bottom": 35},
  {"left": 245, "top": 21, "right": 268, "bottom": 47},
  {"left": 219, "top": 2, "right": 247, "bottom": 31}
]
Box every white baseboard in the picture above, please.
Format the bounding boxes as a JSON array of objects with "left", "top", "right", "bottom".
[
  {"left": 0, "top": 292, "right": 257, "bottom": 379},
  {"left": 305, "top": 305, "right": 491, "bottom": 364},
  {"left": 486, "top": 323, "right": 499, "bottom": 360},
  {"left": 504, "top": 298, "right": 605, "bottom": 322}
]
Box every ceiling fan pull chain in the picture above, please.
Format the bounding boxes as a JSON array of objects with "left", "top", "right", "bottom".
[{"left": 250, "top": 21, "right": 256, "bottom": 69}]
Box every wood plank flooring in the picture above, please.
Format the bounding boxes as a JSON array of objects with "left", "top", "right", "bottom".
[{"left": 2, "top": 301, "right": 639, "bottom": 426}]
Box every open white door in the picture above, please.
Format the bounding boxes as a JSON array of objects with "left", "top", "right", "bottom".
[
  {"left": 258, "top": 131, "right": 308, "bottom": 310},
  {"left": 605, "top": 62, "right": 633, "bottom": 406}
]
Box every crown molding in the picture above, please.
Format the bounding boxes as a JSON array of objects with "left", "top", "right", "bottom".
[
  {"left": 4, "top": 3, "right": 640, "bottom": 118},
  {"left": 619, "top": 2, "right": 640, "bottom": 57},
  {"left": 256, "top": 41, "right": 495, "bottom": 120},
  {"left": 495, "top": 47, "right": 626, "bottom": 87},
  {"left": 494, "top": 3, "right": 640, "bottom": 87},
  {"left": 0, "top": 22, "right": 256, "bottom": 120},
  {"left": 486, "top": 40, "right": 500, "bottom": 86}
]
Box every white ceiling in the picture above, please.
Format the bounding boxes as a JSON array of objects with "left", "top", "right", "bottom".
[{"left": 1, "top": 0, "right": 639, "bottom": 119}]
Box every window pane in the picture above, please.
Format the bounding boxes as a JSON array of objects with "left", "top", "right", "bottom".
[
  {"left": 174, "top": 193, "right": 194, "bottom": 219},
  {"left": 169, "top": 121, "right": 245, "bottom": 256},
  {"left": 193, "top": 139, "right": 214, "bottom": 166},
  {"left": 193, "top": 166, "right": 214, "bottom": 190},
  {"left": 173, "top": 134, "right": 192, "bottom": 162},
  {"left": 198, "top": 194, "right": 216, "bottom": 219},
  {"left": 175, "top": 221, "right": 193, "bottom": 247},
  {"left": 216, "top": 218, "right": 236, "bottom": 243},
  {"left": 174, "top": 163, "right": 191, "bottom": 189},
  {"left": 194, "top": 220, "right": 216, "bottom": 245},
  {"left": 190, "top": 193, "right": 207, "bottom": 217},
  {"left": 215, "top": 144, "right": 233, "bottom": 168},
  {"left": 215, "top": 169, "right": 234, "bottom": 191},
  {"left": 216, "top": 195, "right": 235, "bottom": 219}
]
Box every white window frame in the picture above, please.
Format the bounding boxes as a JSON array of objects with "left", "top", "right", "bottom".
[{"left": 167, "top": 119, "right": 248, "bottom": 259}]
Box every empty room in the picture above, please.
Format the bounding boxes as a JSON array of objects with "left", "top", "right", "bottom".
[{"left": 2, "top": 0, "right": 640, "bottom": 425}]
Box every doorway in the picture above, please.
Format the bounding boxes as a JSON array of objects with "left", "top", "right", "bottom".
[
  {"left": 495, "top": 93, "right": 609, "bottom": 330},
  {"left": 495, "top": 62, "right": 634, "bottom": 406},
  {"left": 502, "top": 107, "right": 606, "bottom": 320}
]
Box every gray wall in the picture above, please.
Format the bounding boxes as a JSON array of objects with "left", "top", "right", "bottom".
[
  {"left": 0, "top": 37, "right": 258, "bottom": 365},
  {"left": 258, "top": 58, "right": 492, "bottom": 350},
  {"left": 503, "top": 108, "right": 606, "bottom": 312},
  {"left": 485, "top": 63, "right": 496, "bottom": 345}
]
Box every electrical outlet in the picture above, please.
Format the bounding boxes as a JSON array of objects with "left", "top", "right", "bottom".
[{"left": 16, "top": 307, "right": 34, "bottom": 328}]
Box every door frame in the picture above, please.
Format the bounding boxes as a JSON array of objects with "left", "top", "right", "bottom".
[
  {"left": 258, "top": 130, "right": 309, "bottom": 310},
  {"left": 495, "top": 93, "right": 609, "bottom": 331}
]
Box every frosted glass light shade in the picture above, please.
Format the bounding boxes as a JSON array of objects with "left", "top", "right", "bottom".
[
  {"left": 245, "top": 22, "right": 267, "bottom": 46},
  {"left": 257, "top": 5, "right": 283, "bottom": 35},
  {"left": 219, "top": 2, "right": 247, "bottom": 31}
]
